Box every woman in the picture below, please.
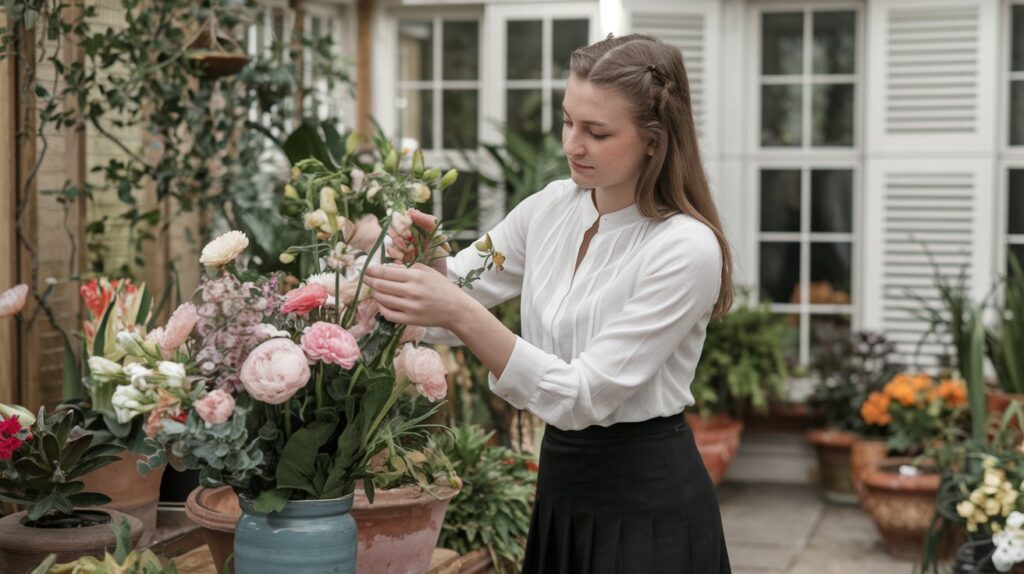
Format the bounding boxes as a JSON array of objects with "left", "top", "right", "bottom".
[{"left": 364, "top": 33, "right": 732, "bottom": 573}]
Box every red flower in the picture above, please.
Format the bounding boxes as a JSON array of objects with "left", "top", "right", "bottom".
[
  {"left": 525, "top": 460, "right": 539, "bottom": 473},
  {"left": 80, "top": 279, "right": 113, "bottom": 318},
  {"left": 0, "top": 416, "right": 21, "bottom": 435},
  {"left": 171, "top": 411, "right": 188, "bottom": 423},
  {"left": 0, "top": 436, "right": 23, "bottom": 460}
]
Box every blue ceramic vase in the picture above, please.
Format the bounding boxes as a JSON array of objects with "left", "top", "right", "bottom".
[{"left": 234, "top": 494, "right": 357, "bottom": 573}]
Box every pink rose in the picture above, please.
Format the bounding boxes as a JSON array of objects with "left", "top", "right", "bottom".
[
  {"left": 161, "top": 303, "right": 198, "bottom": 355},
  {"left": 349, "top": 299, "right": 380, "bottom": 340},
  {"left": 349, "top": 214, "right": 382, "bottom": 253},
  {"left": 281, "top": 283, "right": 328, "bottom": 316},
  {"left": 240, "top": 338, "right": 311, "bottom": 404},
  {"left": 301, "top": 322, "right": 360, "bottom": 368},
  {"left": 401, "top": 325, "right": 427, "bottom": 344},
  {"left": 195, "top": 389, "right": 236, "bottom": 425},
  {"left": 0, "top": 284, "right": 29, "bottom": 318},
  {"left": 393, "top": 344, "right": 448, "bottom": 402}
]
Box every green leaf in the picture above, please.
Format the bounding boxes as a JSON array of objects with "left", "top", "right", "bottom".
[
  {"left": 135, "top": 285, "right": 152, "bottom": 327},
  {"left": 67, "top": 492, "right": 112, "bottom": 507},
  {"left": 61, "top": 334, "right": 83, "bottom": 401},
  {"left": 252, "top": 487, "right": 292, "bottom": 514},
  {"left": 29, "top": 554, "right": 57, "bottom": 574},
  {"left": 282, "top": 123, "right": 338, "bottom": 169},
  {"left": 276, "top": 418, "right": 339, "bottom": 496},
  {"left": 92, "top": 292, "right": 117, "bottom": 357}
]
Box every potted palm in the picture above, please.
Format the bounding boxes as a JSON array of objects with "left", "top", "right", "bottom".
[
  {"left": 0, "top": 406, "right": 143, "bottom": 573},
  {"left": 806, "top": 330, "right": 899, "bottom": 504},
  {"left": 688, "top": 296, "right": 786, "bottom": 485}
]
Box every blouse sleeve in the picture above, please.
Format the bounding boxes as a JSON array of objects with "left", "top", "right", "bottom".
[
  {"left": 488, "top": 224, "right": 723, "bottom": 430},
  {"left": 420, "top": 185, "right": 541, "bottom": 346}
]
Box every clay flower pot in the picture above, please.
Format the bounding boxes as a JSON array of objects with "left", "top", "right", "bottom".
[
  {"left": 986, "top": 390, "right": 1024, "bottom": 430},
  {"left": 185, "top": 486, "right": 241, "bottom": 574},
  {"left": 0, "top": 509, "right": 143, "bottom": 574},
  {"left": 686, "top": 413, "right": 743, "bottom": 486},
  {"left": 350, "top": 483, "right": 460, "bottom": 574},
  {"left": 850, "top": 438, "right": 887, "bottom": 502},
  {"left": 806, "top": 428, "right": 858, "bottom": 505},
  {"left": 79, "top": 452, "right": 165, "bottom": 546},
  {"left": 861, "top": 458, "right": 955, "bottom": 560}
]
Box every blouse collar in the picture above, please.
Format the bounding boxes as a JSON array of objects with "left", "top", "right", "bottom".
[{"left": 578, "top": 186, "right": 646, "bottom": 233}]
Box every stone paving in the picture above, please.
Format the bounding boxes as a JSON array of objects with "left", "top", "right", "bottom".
[{"left": 720, "top": 482, "right": 917, "bottom": 574}]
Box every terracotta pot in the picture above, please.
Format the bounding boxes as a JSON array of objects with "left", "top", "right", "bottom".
[
  {"left": 0, "top": 509, "right": 143, "bottom": 574},
  {"left": 850, "top": 438, "right": 888, "bottom": 502},
  {"left": 351, "top": 483, "right": 460, "bottom": 574},
  {"left": 986, "top": 391, "right": 1024, "bottom": 429},
  {"left": 686, "top": 413, "right": 743, "bottom": 486},
  {"left": 861, "top": 458, "right": 955, "bottom": 560},
  {"left": 185, "top": 486, "right": 240, "bottom": 574},
  {"left": 79, "top": 451, "right": 165, "bottom": 546},
  {"left": 806, "top": 428, "right": 858, "bottom": 505}
]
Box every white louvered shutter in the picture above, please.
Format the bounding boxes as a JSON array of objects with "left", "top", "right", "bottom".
[{"left": 631, "top": 12, "right": 706, "bottom": 137}]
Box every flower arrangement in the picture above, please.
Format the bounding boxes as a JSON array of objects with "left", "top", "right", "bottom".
[
  {"left": 860, "top": 372, "right": 968, "bottom": 456},
  {"left": 128, "top": 135, "right": 497, "bottom": 512}
]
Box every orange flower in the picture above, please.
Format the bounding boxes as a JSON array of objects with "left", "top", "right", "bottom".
[
  {"left": 861, "top": 391, "right": 892, "bottom": 426},
  {"left": 910, "top": 373, "right": 934, "bottom": 392},
  {"left": 884, "top": 377, "right": 918, "bottom": 407},
  {"left": 937, "top": 378, "right": 968, "bottom": 408}
]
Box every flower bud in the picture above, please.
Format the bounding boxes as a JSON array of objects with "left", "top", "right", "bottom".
[
  {"left": 88, "top": 356, "right": 124, "bottom": 380},
  {"left": 320, "top": 187, "right": 339, "bottom": 215},
  {"left": 279, "top": 252, "right": 296, "bottom": 264},
  {"left": 291, "top": 167, "right": 301, "bottom": 180},
  {"left": 384, "top": 149, "right": 398, "bottom": 173},
  {"left": 439, "top": 169, "right": 458, "bottom": 189},
  {"left": 422, "top": 168, "right": 441, "bottom": 181},
  {"left": 0, "top": 403, "right": 35, "bottom": 426},
  {"left": 412, "top": 149, "right": 424, "bottom": 177},
  {"left": 284, "top": 184, "right": 299, "bottom": 199}
]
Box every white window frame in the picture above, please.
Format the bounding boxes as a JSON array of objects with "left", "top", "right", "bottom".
[
  {"left": 1003, "top": 1, "right": 1024, "bottom": 275},
  {"left": 748, "top": 1, "right": 865, "bottom": 368}
]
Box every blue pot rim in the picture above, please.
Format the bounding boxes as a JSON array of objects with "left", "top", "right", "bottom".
[{"left": 238, "top": 493, "right": 355, "bottom": 518}]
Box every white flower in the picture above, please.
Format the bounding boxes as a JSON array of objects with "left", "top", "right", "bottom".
[
  {"left": 366, "top": 181, "right": 382, "bottom": 200},
  {"left": 116, "top": 332, "right": 146, "bottom": 358},
  {"left": 410, "top": 183, "right": 431, "bottom": 204},
  {"left": 325, "top": 243, "right": 355, "bottom": 270},
  {"left": 124, "top": 363, "right": 153, "bottom": 390},
  {"left": 88, "top": 356, "right": 124, "bottom": 382},
  {"left": 320, "top": 187, "right": 339, "bottom": 215},
  {"left": 350, "top": 168, "right": 365, "bottom": 193},
  {"left": 111, "top": 385, "right": 155, "bottom": 424},
  {"left": 986, "top": 469, "right": 1006, "bottom": 488},
  {"left": 1009, "top": 511, "right": 1024, "bottom": 529},
  {"left": 158, "top": 361, "right": 187, "bottom": 388},
  {"left": 200, "top": 230, "right": 249, "bottom": 266},
  {"left": 957, "top": 500, "right": 976, "bottom": 519},
  {"left": 306, "top": 272, "right": 341, "bottom": 297},
  {"left": 0, "top": 284, "right": 29, "bottom": 318},
  {"left": 303, "top": 209, "right": 330, "bottom": 232},
  {"left": 256, "top": 323, "right": 290, "bottom": 339}
]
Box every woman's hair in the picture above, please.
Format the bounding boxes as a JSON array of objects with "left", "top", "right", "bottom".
[{"left": 570, "top": 34, "right": 733, "bottom": 319}]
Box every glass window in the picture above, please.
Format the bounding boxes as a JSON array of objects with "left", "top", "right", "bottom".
[
  {"left": 443, "top": 21, "right": 478, "bottom": 80},
  {"left": 552, "top": 19, "right": 589, "bottom": 79},
  {"left": 1010, "top": 170, "right": 1024, "bottom": 270},
  {"left": 1011, "top": 6, "right": 1023, "bottom": 145},
  {"left": 761, "top": 10, "right": 856, "bottom": 149},
  {"left": 507, "top": 21, "right": 543, "bottom": 80}
]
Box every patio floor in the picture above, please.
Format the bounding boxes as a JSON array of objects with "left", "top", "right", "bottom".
[{"left": 720, "top": 482, "right": 916, "bottom": 574}]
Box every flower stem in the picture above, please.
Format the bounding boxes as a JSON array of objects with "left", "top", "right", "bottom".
[
  {"left": 284, "top": 404, "right": 292, "bottom": 438},
  {"left": 342, "top": 224, "right": 389, "bottom": 328},
  {"left": 348, "top": 363, "right": 364, "bottom": 396},
  {"left": 316, "top": 364, "right": 324, "bottom": 410}
]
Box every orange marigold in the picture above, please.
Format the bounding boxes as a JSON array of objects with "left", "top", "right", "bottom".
[
  {"left": 910, "top": 373, "right": 934, "bottom": 392},
  {"left": 861, "top": 391, "right": 893, "bottom": 426},
  {"left": 884, "top": 377, "right": 918, "bottom": 407},
  {"left": 937, "top": 378, "right": 968, "bottom": 408}
]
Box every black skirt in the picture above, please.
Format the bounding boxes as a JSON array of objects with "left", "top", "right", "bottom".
[{"left": 521, "top": 413, "right": 731, "bottom": 574}]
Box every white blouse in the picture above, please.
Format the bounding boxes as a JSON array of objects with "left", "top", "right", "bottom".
[{"left": 425, "top": 178, "right": 723, "bottom": 431}]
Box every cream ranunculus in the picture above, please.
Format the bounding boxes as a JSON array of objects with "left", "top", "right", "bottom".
[
  {"left": 239, "top": 338, "right": 311, "bottom": 405},
  {"left": 200, "top": 230, "right": 249, "bottom": 267}
]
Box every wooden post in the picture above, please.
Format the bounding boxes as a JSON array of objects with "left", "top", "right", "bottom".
[
  {"left": 15, "top": 25, "right": 40, "bottom": 410},
  {"left": 0, "top": 10, "right": 18, "bottom": 407},
  {"left": 357, "top": 0, "right": 373, "bottom": 136}
]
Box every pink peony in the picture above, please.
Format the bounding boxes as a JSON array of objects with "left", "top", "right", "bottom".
[
  {"left": 0, "top": 284, "right": 29, "bottom": 318},
  {"left": 281, "top": 283, "right": 328, "bottom": 316},
  {"left": 239, "top": 338, "right": 311, "bottom": 404},
  {"left": 349, "top": 214, "right": 382, "bottom": 253},
  {"left": 393, "top": 344, "right": 448, "bottom": 402},
  {"left": 161, "top": 303, "right": 199, "bottom": 355},
  {"left": 301, "top": 322, "right": 360, "bottom": 368},
  {"left": 195, "top": 389, "right": 236, "bottom": 425},
  {"left": 349, "top": 299, "right": 380, "bottom": 340}
]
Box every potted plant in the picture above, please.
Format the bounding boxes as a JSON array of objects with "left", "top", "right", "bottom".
[
  {"left": 806, "top": 330, "right": 899, "bottom": 504},
  {"left": 30, "top": 517, "right": 179, "bottom": 574},
  {"left": 140, "top": 136, "right": 473, "bottom": 573},
  {"left": 857, "top": 371, "right": 969, "bottom": 559},
  {"left": 435, "top": 425, "right": 537, "bottom": 573},
  {"left": 985, "top": 255, "right": 1024, "bottom": 421},
  {"left": 688, "top": 296, "right": 786, "bottom": 485},
  {"left": 0, "top": 406, "right": 144, "bottom": 573}
]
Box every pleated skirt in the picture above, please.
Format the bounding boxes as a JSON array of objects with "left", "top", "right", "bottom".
[{"left": 521, "top": 413, "right": 731, "bottom": 574}]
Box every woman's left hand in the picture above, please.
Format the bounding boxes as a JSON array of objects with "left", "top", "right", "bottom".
[{"left": 363, "top": 263, "right": 471, "bottom": 330}]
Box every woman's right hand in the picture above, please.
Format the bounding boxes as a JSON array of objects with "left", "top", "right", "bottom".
[{"left": 387, "top": 208, "right": 449, "bottom": 275}]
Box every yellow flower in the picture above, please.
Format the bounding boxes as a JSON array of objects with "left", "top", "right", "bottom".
[
  {"left": 957, "top": 500, "right": 977, "bottom": 518},
  {"left": 492, "top": 251, "right": 506, "bottom": 271}
]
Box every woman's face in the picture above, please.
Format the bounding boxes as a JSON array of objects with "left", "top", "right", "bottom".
[{"left": 561, "top": 75, "right": 651, "bottom": 196}]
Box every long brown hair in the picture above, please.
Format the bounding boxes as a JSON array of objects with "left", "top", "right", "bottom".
[{"left": 570, "top": 34, "right": 733, "bottom": 318}]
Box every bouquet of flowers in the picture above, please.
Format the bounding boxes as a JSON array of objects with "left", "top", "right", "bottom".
[
  {"left": 860, "top": 371, "right": 968, "bottom": 456},
  {"left": 122, "top": 135, "right": 501, "bottom": 512}
]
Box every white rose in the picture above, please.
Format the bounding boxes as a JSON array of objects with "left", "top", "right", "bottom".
[
  {"left": 410, "top": 183, "right": 431, "bottom": 204},
  {"left": 158, "top": 361, "right": 187, "bottom": 388},
  {"left": 200, "top": 230, "right": 249, "bottom": 266}
]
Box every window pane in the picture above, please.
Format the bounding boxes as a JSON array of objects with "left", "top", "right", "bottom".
[
  {"left": 442, "top": 171, "right": 480, "bottom": 232},
  {"left": 507, "top": 20, "right": 543, "bottom": 80},
  {"left": 762, "top": 12, "right": 803, "bottom": 75},
  {"left": 552, "top": 19, "right": 589, "bottom": 79},
  {"left": 1012, "top": 82, "right": 1024, "bottom": 146},
  {"left": 810, "top": 314, "right": 852, "bottom": 358},
  {"left": 761, "top": 84, "right": 803, "bottom": 146},
  {"left": 813, "top": 11, "right": 855, "bottom": 75},
  {"left": 760, "top": 242, "right": 801, "bottom": 304},
  {"left": 780, "top": 313, "right": 801, "bottom": 370},
  {"left": 398, "top": 90, "right": 432, "bottom": 150},
  {"left": 1011, "top": 245, "right": 1024, "bottom": 273},
  {"left": 760, "top": 169, "right": 801, "bottom": 232},
  {"left": 399, "top": 20, "right": 433, "bottom": 82},
  {"left": 442, "top": 90, "right": 478, "bottom": 149},
  {"left": 1010, "top": 170, "right": 1024, "bottom": 234},
  {"left": 552, "top": 89, "right": 565, "bottom": 136},
  {"left": 443, "top": 21, "right": 479, "bottom": 80},
  {"left": 507, "top": 89, "right": 543, "bottom": 147},
  {"left": 812, "top": 83, "right": 854, "bottom": 146},
  {"left": 810, "top": 242, "right": 852, "bottom": 303},
  {"left": 1014, "top": 6, "right": 1024, "bottom": 72},
  {"left": 811, "top": 170, "right": 853, "bottom": 233}
]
